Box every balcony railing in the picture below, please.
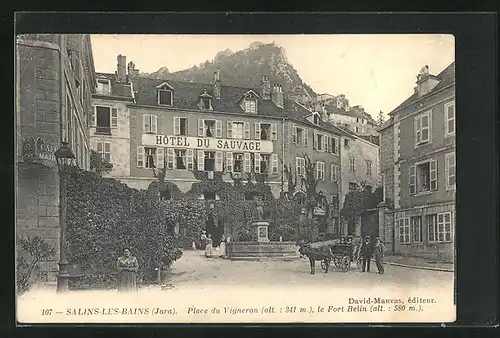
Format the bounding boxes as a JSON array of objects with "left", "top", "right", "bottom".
[{"left": 95, "top": 126, "right": 111, "bottom": 135}]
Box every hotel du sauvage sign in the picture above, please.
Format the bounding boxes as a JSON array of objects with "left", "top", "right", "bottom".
[{"left": 142, "top": 134, "right": 273, "bottom": 154}]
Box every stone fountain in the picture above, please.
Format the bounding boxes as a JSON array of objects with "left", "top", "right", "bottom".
[{"left": 226, "top": 203, "right": 299, "bottom": 260}]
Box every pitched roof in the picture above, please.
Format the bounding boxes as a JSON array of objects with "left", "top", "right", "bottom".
[
  {"left": 95, "top": 72, "right": 134, "bottom": 100},
  {"left": 132, "top": 76, "right": 287, "bottom": 117},
  {"left": 389, "top": 62, "right": 455, "bottom": 115}
]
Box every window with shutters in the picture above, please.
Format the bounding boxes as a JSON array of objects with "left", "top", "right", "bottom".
[
  {"left": 445, "top": 152, "right": 456, "bottom": 190},
  {"left": 399, "top": 217, "right": 410, "bottom": 244},
  {"left": 260, "top": 154, "right": 271, "bottom": 173},
  {"left": 315, "top": 133, "right": 325, "bottom": 151},
  {"left": 296, "top": 127, "right": 304, "bottom": 146},
  {"left": 428, "top": 213, "right": 452, "bottom": 242},
  {"left": 444, "top": 100, "right": 455, "bottom": 137},
  {"left": 260, "top": 123, "right": 271, "bottom": 140},
  {"left": 175, "top": 149, "right": 187, "bottom": 169},
  {"left": 414, "top": 111, "right": 431, "bottom": 146},
  {"left": 158, "top": 89, "right": 173, "bottom": 106},
  {"left": 271, "top": 153, "right": 279, "bottom": 174},
  {"left": 145, "top": 147, "right": 156, "bottom": 169},
  {"left": 93, "top": 106, "right": 117, "bottom": 135},
  {"left": 174, "top": 117, "right": 188, "bottom": 136},
  {"left": 96, "top": 78, "right": 111, "bottom": 95},
  {"left": 204, "top": 151, "right": 215, "bottom": 171},
  {"left": 96, "top": 141, "right": 111, "bottom": 163},
  {"left": 411, "top": 216, "right": 422, "bottom": 243},
  {"left": 143, "top": 114, "right": 157, "bottom": 134},
  {"left": 232, "top": 122, "right": 244, "bottom": 139},
  {"left": 316, "top": 161, "right": 325, "bottom": 181},
  {"left": 349, "top": 157, "right": 355, "bottom": 173},
  {"left": 203, "top": 120, "right": 216, "bottom": 137},
  {"left": 330, "top": 164, "right": 339, "bottom": 182},
  {"left": 296, "top": 157, "right": 305, "bottom": 177},
  {"left": 411, "top": 159, "right": 437, "bottom": 194},
  {"left": 233, "top": 153, "right": 244, "bottom": 172},
  {"left": 366, "top": 159, "right": 372, "bottom": 176},
  {"left": 329, "top": 137, "right": 339, "bottom": 155}
]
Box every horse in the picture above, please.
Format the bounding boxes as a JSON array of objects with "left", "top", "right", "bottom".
[{"left": 298, "top": 244, "right": 333, "bottom": 274}]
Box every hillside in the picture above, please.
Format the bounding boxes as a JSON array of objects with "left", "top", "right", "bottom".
[{"left": 142, "top": 42, "right": 317, "bottom": 103}]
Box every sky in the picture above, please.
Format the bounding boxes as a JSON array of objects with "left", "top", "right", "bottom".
[{"left": 90, "top": 34, "right": 455, "bottom": 118}]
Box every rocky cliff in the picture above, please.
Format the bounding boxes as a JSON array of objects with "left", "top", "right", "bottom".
[{"left": 142, "top": 42, "right": 317, "bottom": 103}]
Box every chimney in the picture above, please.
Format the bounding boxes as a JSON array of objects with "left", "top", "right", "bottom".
[
  {"left": 271, "top": 84, "right": 284, "bottom": 108},
  {"left": 127, "top": 61, "right": 139, "bottom": 78},
  {"left": 260, "top": 75, "right": 271, "bottom": 100},
  {"left": 212, "top": 68, "right": 221, "bottom": 99},
  {"left": 116, "top": 54, "right": 127, "bottom": 83},
  {"left": 415, "top": 65, "right": 439, "bottom": 97}
]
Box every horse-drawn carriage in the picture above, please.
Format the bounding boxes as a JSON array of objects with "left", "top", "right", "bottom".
[
  {"left": 320, "top": 243, "right": 352, "bottom": 272},
  {"left": 299, "top": 240, "right": 359, "bottom": 274}
]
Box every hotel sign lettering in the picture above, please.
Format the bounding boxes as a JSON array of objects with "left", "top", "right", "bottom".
[{"left": 142, "top": 134, "right": 273, "bottom": 154}]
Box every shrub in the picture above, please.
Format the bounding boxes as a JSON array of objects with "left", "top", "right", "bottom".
[
  {"left": 66, "top": 168, "right": 182, "bottom": 287},
  {"left": 16, "top": 236, "right": 55, "bottom": 294}
]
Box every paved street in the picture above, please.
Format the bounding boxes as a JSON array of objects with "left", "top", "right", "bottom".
[{"left": 166, "top": 250, "right": 454, "bottom": 292}]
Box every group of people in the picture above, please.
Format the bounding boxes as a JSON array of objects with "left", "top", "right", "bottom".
[
  {"left": 347, "top": 235, "right": 386, "bottom": 274},
  {"left": 199, "top": 230, "right": 227, "bottom": 258}
]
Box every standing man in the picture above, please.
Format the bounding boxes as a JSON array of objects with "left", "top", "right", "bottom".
[
  {"left": 373, "top": 237, "right": 386, "bottom": 274},
  {"left": 360, "top": 235, "right": 372, "bottom": 273}
]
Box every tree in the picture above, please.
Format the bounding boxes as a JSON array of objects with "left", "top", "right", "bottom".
[
  {"left": 90, "top": 150, "right": 113, "bottom": 176},
  {"left": 16, "top": 236, "right": 55, "bottom": 294}
]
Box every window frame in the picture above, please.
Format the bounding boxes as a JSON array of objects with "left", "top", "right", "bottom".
[
  {"left": 411, "top": 216, "right": 422, "bottom": 243},
  {"left": 444, "top": 100, "right": 455, "bottom": 137},
  {"left": 398, "top": 217, "right": 410, "bottom": 244},
  {"left": 414, "top": 110, "right": 432, "bottom": 147},
  {"left": 349, "top": 157, "right": 356, "bottom": 173},
  {"left": 158, "top": 88, "right": 173, "bottom": 106},
  {"left": 144, "top": 147, "right": 157, "bottom": 169},
  {"left": 231, "top": 121, "right": 244, "bottom": 140},
  {"left": 244, "top": 97, "right": 257, "bottom": 113},
  {"left": 316, "top": 161, "right": 325, "bottom": 181},
  {"left": 428, "top": 212, "right": 453, "bottom": 243},
  {"left": 96, "top": 141, "right": 111, "bottom": 163},
  {"left": 296, "top": 156, "right": 305, "bottom": 177},
  {"left": 445, "top": 152, "right": 456, "bottom": 190},
  {"left": 143, "top": 114, "right": 158, "bottom": 134}
]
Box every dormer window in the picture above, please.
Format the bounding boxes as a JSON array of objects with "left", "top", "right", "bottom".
[
  {"left": 199, "top": 89, "right": 213, "bottom": 110},
  {"left": 96, "top": 78, "right": 111, "bottom": 95},
  {"left": 241, "top": 90, "right": 259, "bottom": 113},
  {"left": 245, "top": 98, "right": 257, "bottom": 113},
  {"left": 156, "top": 82, "right": 174, "bottom": 106},
  {"left": 313, "top": 114, "right": 320, "bottom": 125},
  {"left": 201, "top": 97, "right": 211, "bottom": 110}
]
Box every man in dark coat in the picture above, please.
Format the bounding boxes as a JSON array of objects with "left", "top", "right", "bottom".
[{"left": 360, "top": 235, "right": 372, "bottom": 272}]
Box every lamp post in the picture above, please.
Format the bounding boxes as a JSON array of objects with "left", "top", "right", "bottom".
[{"left": 54, "top": 141, "right": 75, "bottom": 293}]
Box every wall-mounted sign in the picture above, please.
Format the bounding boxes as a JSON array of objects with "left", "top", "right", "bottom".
[
  {"left": 21, "top": 137, "right": 57, "bottom": 163},
  {"left": 142, "top": 134, "right": 273, "bottom": 154}
]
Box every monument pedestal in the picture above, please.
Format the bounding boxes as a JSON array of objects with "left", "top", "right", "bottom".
[{"left": 252, "top": 221, "right": 270, "bottom": 243}]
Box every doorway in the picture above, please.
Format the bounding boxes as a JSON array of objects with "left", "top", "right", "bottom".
[{"left": 205, "top": 214, "right": 224, "bottom": 247}]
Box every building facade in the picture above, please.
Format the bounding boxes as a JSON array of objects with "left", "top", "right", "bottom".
[
  {"left": 92, "top": 55, "right": 373, "bottom": 238},
  {"left": 379, "top": 63, "right": 455, "bottom": 261},
  {"left": 16, "top": 34, "right": 96, "bottom": 281}
]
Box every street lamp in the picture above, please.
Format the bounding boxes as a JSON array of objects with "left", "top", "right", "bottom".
[{"left": 54, "top": 141, "right": 75, "bottom": 293}]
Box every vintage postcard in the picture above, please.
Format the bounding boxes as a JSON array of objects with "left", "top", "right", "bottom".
[{"left": 15, "top": 33, "right": 456, "bottom": 324}]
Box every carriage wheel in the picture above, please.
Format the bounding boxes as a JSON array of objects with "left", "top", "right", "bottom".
[
  {"left": 334, "top": 257, "right": 341, "bottom": 269},
  {"left": 341, "top": 256, "right": 350, "bottom": 272},
  {"left": 321, "top": 260, "right": 327, "bottom": 271}
]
